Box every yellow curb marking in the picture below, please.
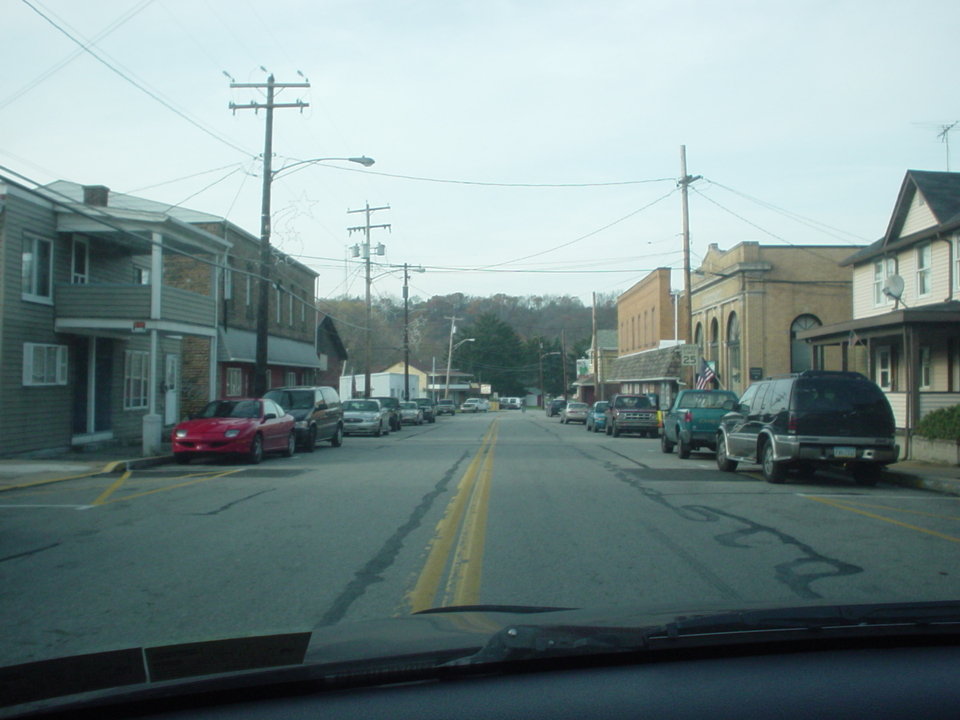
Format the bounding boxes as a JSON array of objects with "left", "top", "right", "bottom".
[{"left": 803, "top": 495, "right": 960, "bottom": 544}]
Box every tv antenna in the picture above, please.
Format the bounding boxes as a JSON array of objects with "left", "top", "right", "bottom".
[{"left": 914, "top": 121, "right": 958, "bottom": 170}]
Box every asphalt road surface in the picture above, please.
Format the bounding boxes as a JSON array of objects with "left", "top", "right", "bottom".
[{"left": 3, "top": 410, "right": 960, "bottom": 667}]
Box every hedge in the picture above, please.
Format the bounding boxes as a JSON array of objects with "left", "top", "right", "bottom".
[{"left": 916, "top": 404, "right": 960, "bottom": 441}]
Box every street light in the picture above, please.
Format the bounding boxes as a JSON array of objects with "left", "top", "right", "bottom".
[
  {"left": 253, "top": 155, "right": 375, "bottom": 397},
  {"left": 445, "top": 337, "right": 475, "bottom": 400}
]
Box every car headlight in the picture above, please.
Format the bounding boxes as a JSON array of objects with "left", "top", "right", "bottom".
[
  {"left": 224, "top": 429, "right": 240, "bottom": 438},
  {"left": 175, "top": 429, "right": 187, "bottom": 439},
  {"left": 295, "top": 420, "right": 308, "bottom": 429}
]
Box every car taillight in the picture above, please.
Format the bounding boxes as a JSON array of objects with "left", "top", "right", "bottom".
[
  {"left": 787, "top": 412, "right": 798, "bottom": 434},
  {"left": 683, "top": 410, "right": 692, "bottom": 423}
]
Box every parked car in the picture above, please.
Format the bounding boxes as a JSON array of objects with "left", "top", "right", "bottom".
[
  {"left": 264, "top": 386, "right": 344, "bottom": 452},
  {"left": 604, "top": 394, "right": 660, "bottom": 438},
  {"left": 435, "top": 399, "right": 457, "bottom": 416},
  {"left": 414, "top": 397, "right": 437, "bottom": 423},
  {"left": 660, "top": 389, "right": 739, "bottom": 458},
  {"left": 399, "top": 401, "right": 424, "bottom": 425},
  {"left": 172, "top": 398, "right": 295, "bottom": 465},
  {"left": 560, "top": 401, "right": 589, "bottom": 424},
  {"left": 545, "top": 398, "right": 566, "bottom": 417},
  {"left": 342, "top": 399, "right": 390, "bottom": 436},
  {"left": 715, "top": 370, "right": 899, "bottom": 485},
  {"left": 475, "top": 398, "right": 491, "bottom": 412},
  {"left": 460, "top": 399, "right": 481, "bottom": 413},
  {"left": 372, "top": 396, "right": 403, "bottom": 432},
  {"left": 501, "top": 397, "right": 522, "bottom": 410},
  {"left": 585, "top": 401, "right": 609, "bottom": 433}
]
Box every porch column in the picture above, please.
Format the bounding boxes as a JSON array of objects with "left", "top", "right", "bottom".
[{"left": 142, "top": 232, "right": 164, "bottom": 456}]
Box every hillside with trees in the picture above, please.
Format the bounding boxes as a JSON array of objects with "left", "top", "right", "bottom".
[{"left": 317, "top": 293, "right": 617, "bottom": 396}]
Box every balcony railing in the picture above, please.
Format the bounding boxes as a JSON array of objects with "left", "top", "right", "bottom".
[{"left": 55, "top": 283, "right": 215, "bottom": 327}]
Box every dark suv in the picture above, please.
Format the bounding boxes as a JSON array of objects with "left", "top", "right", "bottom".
[
  {"left": 415, "top": 397, "right": 437, "bottom": 423},
  {"left": 372, "top": 396, "right": 403, "bottom": 432},
  {"left": 545, "top": 398, "right": 566, "bottom": 417},
  {"left": 264, "top": 386, "right": 343, "bottom": 452},
  {"left": 715, "top": 371, "right": 898, "bottom": 486}
]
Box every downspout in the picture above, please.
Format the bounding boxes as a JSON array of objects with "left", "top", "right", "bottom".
[{"left": 142, "top": 232, "right": 164, "bottom": 456}]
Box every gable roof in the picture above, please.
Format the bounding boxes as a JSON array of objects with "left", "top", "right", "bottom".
[
  {"left": 610, "top": 345, "right": 683, "bottom": 382},
  {"left": 843, "top": 170, "right": 960, "bottom": 266}
]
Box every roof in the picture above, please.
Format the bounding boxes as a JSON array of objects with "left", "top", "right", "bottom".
[
  {"left": 842, "top": 170, "right": 960, "bottom": 267},
  {"left": 799, "top": 300, "right": 960, "bottom": 342},
  {"left": 596, "top": 329, "right": 618, "bottom": 349},
  {"left": 609, "top": 345, "right": 683, "bottom": 382}
]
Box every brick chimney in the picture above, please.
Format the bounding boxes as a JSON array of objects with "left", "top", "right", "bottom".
[{"left": 83, "top": 185, "right": 110, "bottom": 207}]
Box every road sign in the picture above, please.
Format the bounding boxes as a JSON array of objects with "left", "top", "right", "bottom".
[{"left": 680, "top": 344, "right": 699, "bottom": 366}]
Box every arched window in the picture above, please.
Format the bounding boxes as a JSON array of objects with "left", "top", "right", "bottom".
[
  {"left": 790, "top": 314, "right": 821, "bottom": 372},
  {"left": 694, "top": 323, "right": 704, "bottom": 357},
  {"left": 709, "top": 318, "right": 719, "bottom": 362},
  {"left": 727, "top": 312, "right": 741, "bottom": 387}
]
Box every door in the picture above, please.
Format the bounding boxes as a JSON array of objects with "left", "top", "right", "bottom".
[
  {"left": 164, "top": 354, "right": 179, "bottom": 426},
  {"left": 72, "top": 337, "right": 114, "bottom": 436}
]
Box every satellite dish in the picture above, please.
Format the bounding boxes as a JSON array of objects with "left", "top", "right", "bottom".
[{"left": 882, "top": 274, "right": 905, "bottom": 301}]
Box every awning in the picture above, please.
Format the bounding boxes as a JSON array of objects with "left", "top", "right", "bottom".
[{"left": 218, "top": 328, "right": 322, "bottom": 369}]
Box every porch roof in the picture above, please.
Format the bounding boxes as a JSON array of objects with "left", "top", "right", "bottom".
[
  {"left": 218, "top": 328, "right": 323, "bottom": 369},
  {"left": 799, "top": 301, "right": 960, "bottom": 344}
]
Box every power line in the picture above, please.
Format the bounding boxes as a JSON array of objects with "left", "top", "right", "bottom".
[{"left": 20, "top": 0, "right": 256, "bottom": 158}]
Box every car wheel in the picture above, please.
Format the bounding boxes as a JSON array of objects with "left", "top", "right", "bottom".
[
  {"left": 248, "top": 434, "right": 263, "bottom": 464},
  {"left": 374, "top": 423, "right": 382, "bottom": 437},
  {"left": 678, "top": 433, "right": 691, "bottom": 459},
  {"left": 304, "top": 426, "right": 317, "bottom": 453},
  {"left": 661, "top": 432, "right": 674, "bottom": 454},
  {"left": 330, "top": 424, "right": 343, "bottom": 447},
  {"left": 761, "top": 441, "right": 786, "bottom": 483},
  {"left": 716, "top": 434, "right": 738, "bottom": 472},
  {"left": 852, "top": 464, "right": 881, "bottom": 487},
  {"left": 174, "top": 453, "right": 191, "bottom": 465},
  {"left": 282, "top": 432, "right": 296, "bottom": 458}
]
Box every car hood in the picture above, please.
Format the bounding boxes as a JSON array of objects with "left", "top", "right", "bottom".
[
  {"left": 175, "top": 417, "right": 257, "bottom": 433},
  {"left": 9, "top": 599, "right": 960, "bottom": 714}
]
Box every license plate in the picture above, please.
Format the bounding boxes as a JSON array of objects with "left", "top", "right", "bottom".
[{"left": 834, "top": 446, "right": 857, "bottom": 458}]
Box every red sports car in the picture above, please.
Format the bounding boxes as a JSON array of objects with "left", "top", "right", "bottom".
[{"left": 172, "top": 398, "right": 295, "bottom": 465}]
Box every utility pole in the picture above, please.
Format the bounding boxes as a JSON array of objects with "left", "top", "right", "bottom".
[
  {"left": 591, "top": 292, "right": 599, "bottom": 403},
  {"left": 347, "top": 203, "right": 390, "bottom": 398},
  {"left": 560, "top": 329, "right": 568, "bottom": 400},
  {"left": 403, "top": 263, "right": 411, "bottom": 400},
  {"left": 678, "top": 145, "right": 701, "bottom": 347},
  {"left": 229, "top": 74, "right": 309, "bottom": 397},
  {"left": 444, "top": 315, "right": 459, "bottom": 400}
]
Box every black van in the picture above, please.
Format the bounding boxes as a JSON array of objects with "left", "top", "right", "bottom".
[
  {"left": 264, "top": 386, "right": 344, "bottom": 452},
  {"left": 715, "top": 371, "right": 898, "bottom": 485}
]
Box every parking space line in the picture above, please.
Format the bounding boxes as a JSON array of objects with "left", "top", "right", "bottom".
[
  {"left": 92, "top": 470, "right": 131, "bottom": 506},
  {"left": 87, "top": 468, "right": 246, "bottom": 507},
  {"left": 803, "top": 495, "right": 960, "bottom": 543}
]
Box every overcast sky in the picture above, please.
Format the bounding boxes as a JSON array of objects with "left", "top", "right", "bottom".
[{"left": 3, "top": 0, "right": 957, "bottom": 305}]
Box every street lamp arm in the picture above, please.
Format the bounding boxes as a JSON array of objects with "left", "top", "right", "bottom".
[{"left": 272, "top": 155, "right": 375, "bottom": 180}]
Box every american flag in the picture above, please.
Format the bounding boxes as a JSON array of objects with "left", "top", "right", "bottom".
[{"left": 696, "top": 360, "right": 716, "bottom": 390}]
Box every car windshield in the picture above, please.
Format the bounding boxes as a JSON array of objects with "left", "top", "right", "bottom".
[
  {"left": 198, "top": 400, "right": 260, "bottom": 419},
  {"left": 4, "top": 3, "right": 959, "bottom": 712}
]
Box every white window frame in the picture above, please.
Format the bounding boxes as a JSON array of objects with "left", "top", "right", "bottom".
[
  {"left": 134, "top": 266, "right": 150, "bottom": 285},
  {"left": 246, "top": 275, "right": 252, "bottom": 307},
  {"left": 876, "top": 345, "right": 893, "bottom": 391},
  {"left": 71, "top": 236, "right": 89, "bottom": 284},
  {"left": 22, "top": 343, "right": 68, "bottom": 386},
  {"left": 917, "top": 243, "right": 932, "bottom": 297},
  {"left": 226, "top": 367, "right": 243, "bottom": 397},
  {"left": 275, "top": 287, "right": 281, "bottom": 323},
  {"left": 954, "top": 234, "right": 960, "bottom": 293},
  {"left": 285, "top": 371, "right": 297, "bottom": 386},
  {"left": 919, "top": 346, "right": 932, "bottom": 390},
  {"left": 22, "top": 233, "right": 54, "bottom": 303},
  {"left": 873, "top": 258, "right": 896, "bottom": 306},
  {"left": 123, "top": 350, "right": 150, "bottom": 410},
  {"left": 223, "top": 267, "right": 233, "bottom": 300}
]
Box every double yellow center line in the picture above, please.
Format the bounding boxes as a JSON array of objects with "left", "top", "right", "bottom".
[{"left": 407, "top": 421, "right": 499, "bottom": 612}]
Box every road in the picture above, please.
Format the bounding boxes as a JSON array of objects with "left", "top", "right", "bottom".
[{"left": 2, "top": 409, "right": 960, "bottom": 668}]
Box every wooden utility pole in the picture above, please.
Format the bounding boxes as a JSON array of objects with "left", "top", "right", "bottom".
[
  {"left": 229, "top": 74, "right": 309, "bottom": 396},
  {"left": 347, "top": 203, "right": 390, "bottom": 398}
]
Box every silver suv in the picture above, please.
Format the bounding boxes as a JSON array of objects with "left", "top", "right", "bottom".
[{"left": 715, "top": 371, "right": 898, "bottom": 486}]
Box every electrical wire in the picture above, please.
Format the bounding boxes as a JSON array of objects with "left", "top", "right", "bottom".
[{"left": 20, "top": 0, "right": 256, "bottom": 158}]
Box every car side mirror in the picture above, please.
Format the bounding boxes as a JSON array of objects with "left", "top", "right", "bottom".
[
  {"left": 737, "top": 403, "right": 750, "bottom": 414},
  {"left": 722, "top": 399, "right": 737, "bottom": 411},
  {"left": 263, "top": 413, "right": 277, "bottom": 421}
]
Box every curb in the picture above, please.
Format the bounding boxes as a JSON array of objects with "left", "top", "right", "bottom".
[{"left": 883, "top": 469, "right": 960, "bottom": 496}]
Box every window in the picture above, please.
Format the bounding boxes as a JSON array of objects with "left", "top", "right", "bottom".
[
  {"left": 71, "top": 237, "right": 89, "bottom": 284},
  {"left": 226, "top": 367, "right": 243, "bottom": 397},
  {"left": 246, "top": 275, "right": 252, "bottom": 307},
  {"left": 134, "top": 267, "right": 150, "bottom": 285},
  {"left": 22, "top": 233, "right": 53, "bottom": 301},
  {"left": 288, "top": 292, "right": 293, "bottom": 325},
  {"left": 790, "top": 314, "right": 821, "bottom": 372},
  {"left": 124, "top": 350, "right": 150, "bottom": 409},
  {"left": 709, "top": 318, "right": 719, "bottom": 361},
  {"left": 917, "top": 244, "right": 931, "bottom": 297},
  {"left": 726, "top": 312, "right": 741, "bottom": 387},
  {"left": 954, "top": 234, "right": 960, "bottom": 292},
  {"left": 876, "top": 346, "right": 892, "bottom": 390},
  {"left": 276, "top": 287, "right": 281, "bottom": 323},
  {"left": 919, "top": 346, "right": 932, "bottom": 390},
  {"left": 873, "top": 258, "right": 896, "bottom": 305},
  {"left": 285, "top": 371, "right": 297, "bottom": 386},
  {"left": 694, "top": 323, "right": 703, "bottom": 357},
  {"left": 22, "top": 343, "right": 67, "bottom": 386},
  {"left": 223, "top": 267, "right": 233, "bottom": 300}
]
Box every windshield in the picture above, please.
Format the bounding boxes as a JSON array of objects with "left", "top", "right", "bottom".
[
  {"left": 197, "top": 400, "right": 260, "bottom": 419},
  {"left": 3, "top": 1, "right": 958, "bottom": 711}
]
